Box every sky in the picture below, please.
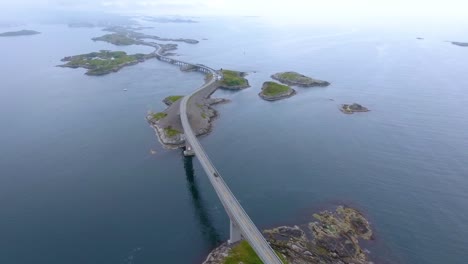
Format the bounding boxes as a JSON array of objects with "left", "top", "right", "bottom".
[{"left": 1, "top": 0, "right": 467, "bottom": 18}]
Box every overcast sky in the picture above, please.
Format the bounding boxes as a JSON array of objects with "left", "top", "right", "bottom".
[{"left": 1, "top": 0, "right": 467, "bottom": 18}]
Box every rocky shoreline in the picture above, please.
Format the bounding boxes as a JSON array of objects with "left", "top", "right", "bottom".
[{"left": 203, "top": 206, "right": 374, "bottom": 264}]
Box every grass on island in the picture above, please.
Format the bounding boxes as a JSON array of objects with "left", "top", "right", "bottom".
[
  {"left": 201, "top": 112, "right": 207, "bottom": 119},
  {"left": 164, "top": 126, "right": 181, "bottom": 137},
  {"left": 262, "top": 82, "right": 291, "bottom": 96},
  {"left": 221, "top": 70, "right": 248, "bottom": 87},
  {"left": 92, "top": 33, "right": 137, "bottom": 46},
  {"left": 152, "top": 112, "right": 167, "bottom": 121},
  {"left": 224, "top": 240, "right": 287, "bottom": 264},
  {"left": 165, "top": 95, "right": 183, "bottom": 103},
  {"left": 278, "top": 72, "right": 304, "bottom": 81},
  {"left": 62, "top": 50, "right": 145, "bottom": 75}
]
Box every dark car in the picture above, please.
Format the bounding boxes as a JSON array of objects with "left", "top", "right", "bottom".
[{"left": 214, "top": 172, "right": 219, "bottom": 177}]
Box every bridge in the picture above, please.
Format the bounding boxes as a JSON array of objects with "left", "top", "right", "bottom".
[{"left": 154, "top": 45, "right": 283, "bottom": 263}]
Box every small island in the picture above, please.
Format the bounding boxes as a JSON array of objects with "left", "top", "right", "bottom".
[
  {"left": 340, "top": 103, "right": 369, "bottom": 114},
  {"left": 272, "top": 71, "right": 330, "bottom": 87},
  {"left": 58, "top": 50, "right": 156, "bottom": 76},
  {"left": 258, "top": 81, "right": 296, "bottom": 101},
  {"left": 451, "top": 41, "right": 468, "bottom": 47},
  {"left": 203, "top": 206, "right": 374, "bottom": 264},
  {"left": 218, "top": 70, "right": 250, "bottom": 90},
  {"left": 0, "top": 30, "right": 40, "bottom": 37}
]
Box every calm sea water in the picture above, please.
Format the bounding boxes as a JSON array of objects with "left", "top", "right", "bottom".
[{"left": 1, "top": 17, "right": 467, "bottom": 264}]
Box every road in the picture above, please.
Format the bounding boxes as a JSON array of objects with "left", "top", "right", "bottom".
[{"left": 154, "top": 43, "right": 283, "bottom": 263}]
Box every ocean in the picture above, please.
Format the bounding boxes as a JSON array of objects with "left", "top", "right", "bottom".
[{"left": 0, "top": 16, "right": 467, "bottom": 263}]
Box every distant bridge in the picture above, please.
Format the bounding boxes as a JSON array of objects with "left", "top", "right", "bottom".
[{"left": 153, "top": 45, "right": 283, "bottom": 263}]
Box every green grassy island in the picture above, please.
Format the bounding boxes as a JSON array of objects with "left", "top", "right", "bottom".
[
  {"left": 219, "top": 70, "right": 250, "bottom": 90},
  {"left": 59, "top": 50, "right": 156, "bottom": 76},
  {"left": 259, "top": 81, "right": 296, "bottom": 101},
  {"left": 92, "top": 33, "right": 138, "bottom": 46},
  {"left": 0, "top": 30, "right": 40, "bottom": 37},
  {"left": 271, "top": 71, "right": 330, "bottom": 87}
]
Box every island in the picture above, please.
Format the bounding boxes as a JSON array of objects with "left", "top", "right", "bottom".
[
  {"left": 58, "top": 50, "right": 156, "bottom": 76},
  {"left": 203, "top": 206, "right": 374, "bottom": 264},
  {"left": 271, "top": 71, "right": 330, "bottom": 87},
  {"left": 0, "top": 30, "right": 40, "bottom": 37},
  {"left": 451, "top": 41, "right": 468, "bottom": 47},
  {"left": 92, "top": 33, "right": 138, "bottom": 46},
  {"left": 146, "top": 72, "right": 230, "bottom": 148},
  {"left": 258, "top": 81, "right": 296, "bottom": 101},
  {"left": 218, "top": 69, "right": 250, "bottom": 90},
  {"left": 340, "top": 103, "right": 369, "bottom": 114}
]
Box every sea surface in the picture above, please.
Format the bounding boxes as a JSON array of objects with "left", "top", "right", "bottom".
[{"left": 1, "top": 17, "right": 467, "bottom": 264}]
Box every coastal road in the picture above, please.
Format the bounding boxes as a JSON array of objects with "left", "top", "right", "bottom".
[
  {"left": 154, "top": 44, "right": 283, "bottom": 263},
  {"left": 179, "top": 72, "right": 283, "bottom": 264}
]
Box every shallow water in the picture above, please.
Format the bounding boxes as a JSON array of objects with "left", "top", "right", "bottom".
[{"left": 0, "top": 18, "right": 467, "bottom": 263}]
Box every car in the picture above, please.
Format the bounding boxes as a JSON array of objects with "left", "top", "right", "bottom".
[{"left": 213, "top": 172, "right": 219, "bottom": 177}]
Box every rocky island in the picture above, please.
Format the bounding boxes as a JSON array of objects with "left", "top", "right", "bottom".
[
  {"left": 0, "top": 30, "right": 40, "bottom": 37},
  {"left": 203, "top": 206, "right": 374, "bottom": 264},
  {"left": 340, "top": 103, "right": 369, "bottom": 114},
  {"left": 259, "top": 81, "right": 296, "bottom": 101},
  {"left": 58, "top": 50, "right": 156, "bottom": 76},
  {"left": 218, "top": 70, "right": 250, "bottom": 90},
  {"left": 146, "top": 72, "right": 230, "bottom": 148},
  {"left": 272, "top": 71, "right": 330, "bottom": 87},
  {"left": 451, "top": 41, "right": 468, "bottom": 47}
]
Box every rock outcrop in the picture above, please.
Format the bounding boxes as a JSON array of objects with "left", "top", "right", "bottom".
[
  {"left": 203, "top": 206, "right": 374, "bottom": 264},
  {"left": 340, "top": 103, "right": 370, "bottom": 114}
]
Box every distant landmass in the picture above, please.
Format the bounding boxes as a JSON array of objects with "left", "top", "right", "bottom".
[
  {"left": 451, "top": 41, "right": 468, "bottom": 47},
  {"left": 142, "top": 16, "right": 198, "bottom": 23},
  {"left": 0, "top": 30, "right": 40, "bottom": 37},
  {"left": 68, "top": 22, "right": 95, "bottom": 28}
]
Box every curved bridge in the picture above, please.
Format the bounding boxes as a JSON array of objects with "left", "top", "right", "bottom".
[{"left": 154, "top": 45, "right": 283, "bottom": 263}]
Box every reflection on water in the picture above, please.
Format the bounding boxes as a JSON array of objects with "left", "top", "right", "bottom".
[{"left": 183, "top": 156, "right": 221, "bottom": 247}]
